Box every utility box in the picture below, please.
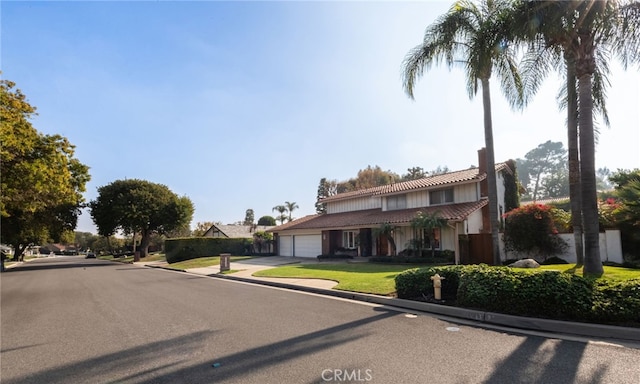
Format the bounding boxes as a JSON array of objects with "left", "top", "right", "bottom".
[{"left": 219, "top": 253, "right": 231, "bottom": 273}]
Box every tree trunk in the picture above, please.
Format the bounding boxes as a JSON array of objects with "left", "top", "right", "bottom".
[
  {"left": 566, "top": 55, "right": 584, "bottom": 266},
  {"left": 481, "top": 78, "right": 501, "bottom": 265},
  {"left": 577, "top": 70, "right": 603, "bottom": 277},
  {"left": 138, "top": 230, "right": 150, "bottom": 261}
]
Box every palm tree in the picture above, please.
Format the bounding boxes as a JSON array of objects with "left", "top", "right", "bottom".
[
  {"left": 272, "top": 205, "right": 287, "bottom": 224},
  {"left": 411, "top": 211, "right": 448, "bottom": 259},
  {"left": 402, "top": 0, "right": 523, "bottom": 265},
  {"left": 284, "top": 201, "right": 299, "bottom": 222},
  {"left": 512, "top": 0, "right": 640, "bottom": 276}
]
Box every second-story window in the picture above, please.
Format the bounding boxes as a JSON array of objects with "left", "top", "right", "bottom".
[
  {"left": 430, "top": 188, "right": 454, "bottom": 205},
  {"left": 387, "top": 194, "right": 407, "bottom": 210}
]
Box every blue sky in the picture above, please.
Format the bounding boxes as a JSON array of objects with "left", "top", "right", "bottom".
[{"left": 3, "top": 1, "right": 639, "bottom": 233}]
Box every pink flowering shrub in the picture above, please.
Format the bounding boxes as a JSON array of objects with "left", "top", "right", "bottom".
[{"left": 503, "top": 204, "right": 568, "bottom": 258}]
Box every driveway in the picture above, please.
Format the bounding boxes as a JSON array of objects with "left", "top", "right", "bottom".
[{"left": 181, "top": 256, "right": 340, "bottom": 290}]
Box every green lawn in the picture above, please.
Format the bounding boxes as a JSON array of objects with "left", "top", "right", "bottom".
[
  {"left": 169, "top": 256, "right": 254, "bottom": 270},
  {"left": 253, "top": 263, "right": 418, "bottom": 295},
  {"left": 533, "top": 264, "right": 640, "bottom": 280},
  {"left": 254, "top": 262, "right": 640, "bottom": 296}
]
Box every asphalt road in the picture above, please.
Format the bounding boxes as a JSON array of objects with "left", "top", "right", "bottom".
[{"left": 2, "top": 256, "right": 639, "bottom": 384}]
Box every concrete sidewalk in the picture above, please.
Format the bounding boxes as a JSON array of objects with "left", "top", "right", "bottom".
[
  {"left": 137, "top": 256, "right": 640, "bottom": 344},
  {"left": 138, "top": 256, "right": 340, "bottom": 289}
]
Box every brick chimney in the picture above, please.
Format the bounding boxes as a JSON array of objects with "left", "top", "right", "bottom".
[{"left": 478, "top": 147, "right": 487, "bottom": 175}]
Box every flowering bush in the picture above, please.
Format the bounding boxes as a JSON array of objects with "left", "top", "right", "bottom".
[
  {"left": 503, "top": 204, "right": 568, "bottom": 258},
  {"left": 598, "top": 198, "right": 622, "bottom": 229}
]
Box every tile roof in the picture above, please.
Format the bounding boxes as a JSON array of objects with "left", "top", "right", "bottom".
[
  {"left": 321, "top": 163, "right": 510, "bottom": 203},
  {"left": 205, "top": 224, "right": 275, "bottom": 238},
  {"left": 270, "top": 200, "right": 488, "bottom": 232}
]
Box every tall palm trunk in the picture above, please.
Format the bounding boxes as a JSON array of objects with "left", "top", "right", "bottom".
[
  {"left": 481, "top": 78, "right": 501, "bottom": 265},
  {"left": 566, "top": 55, "right": 584, "bottom": 266},
  {"left": 576, "top": 51, "right": 603, "bottom": 277}
]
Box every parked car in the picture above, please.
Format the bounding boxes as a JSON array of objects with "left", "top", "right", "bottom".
[{"left": 85, "top": 252, "right": 96, "bottom": 259}]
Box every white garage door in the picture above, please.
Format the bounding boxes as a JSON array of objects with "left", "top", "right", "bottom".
[
  {"left": 293, "top": 235, "right": 322, "bottom": 258},
  {"left": 279, "top": 236, "right": 293, "bottom": 256}
]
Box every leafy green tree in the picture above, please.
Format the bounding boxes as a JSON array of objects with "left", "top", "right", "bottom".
[
  {"left": 402, "top": 167, "right": 427, "bottom": 181},
  {"left": 244, "top": 209, "right": 255, "bottom": 226},
  {"left": 337, "top": 166, "right": 400, "bottom": 192},
  {"left": 512, "top": 0, "right": 640, "bottom": 276},
  {"left": 316, "top": 177, "right": 338, "bottom": 214},
  {"left": 253, "top": 231, "right": 273, "bottom": 253},
  {"left": 402, "top": 0, "right": 524, "bottom": 264},
  {"left": 257, "top": 216, "right": 276, "bottom": 226},
  {"left": 517, "top": 141, "right": 567, "bottom": 200},
  {"left": 596, "top": 167, "right": 613, "bottom": 191},
  {"left": 1, "top": 79, "right": 90, "bottom": 263},
  {"left": 192, "top": 221, "right": 214, "bottom": 237},
  {"left": 610, "top": 169, "right": 640, "bottom": 258},
  {"left": 89, "top": 179, "right": 194, "bottom": 261},
  {"left": 74, "top": 231, "right": 99, "bottom": 251}
]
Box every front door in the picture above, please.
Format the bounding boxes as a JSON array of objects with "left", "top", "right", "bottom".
[{"left": 376, "top": 235, "right": 389, "bottom": 256}]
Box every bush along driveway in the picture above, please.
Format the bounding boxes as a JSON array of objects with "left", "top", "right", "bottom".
[{"left": 395, "top": 264, "right": 640, "bottom": 328}]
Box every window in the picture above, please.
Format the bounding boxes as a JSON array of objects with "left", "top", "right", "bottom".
[
  {"left": 342, "top": 231, "right": 356, "bottom": 249},
  {"left": 387, "top": 194, "right": 407, "bottom": 210},
  {"left": 429, "top": 188, "right": 454, "bottom": 205},
  {"left": 423, "top": 227, "right": 441, "bottom": 250}
]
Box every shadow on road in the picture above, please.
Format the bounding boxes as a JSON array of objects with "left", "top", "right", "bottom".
[
  {"left": 3, "top": 310, "right": 396, "bottom": 384},
  {"left": 2, "top": 331, "right": 215, "bottom": 384},
  {"left": 137, "top": 309, "right": 397, "bottom": 384},
  {"left": 483, "top": 336, "right": 608, "bottom": 383}
]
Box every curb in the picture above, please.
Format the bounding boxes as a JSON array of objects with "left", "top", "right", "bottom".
[
  {"left": 144, "top": 264, "right": 640, "bottom": 343},
  {"left": 203, "top": 273, "right": 640, "bottom": 343}
]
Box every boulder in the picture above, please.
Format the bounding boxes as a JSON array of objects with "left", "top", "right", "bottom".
[{"left": 508, "top": 258, "right": 541, "bottom": 268}]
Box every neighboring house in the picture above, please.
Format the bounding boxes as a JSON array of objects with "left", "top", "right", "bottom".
[
  {"left": 269, "top": 149, "right": 515, "bottom": 263},
  {"left": 203, "top": 224, "right": 275, "bottom": 239},
  {"left": 39, "top": 244, "right": 78, "bottom": 255},
  {"left": 203, "top": 223, "right": 276, "bottom": 254}
]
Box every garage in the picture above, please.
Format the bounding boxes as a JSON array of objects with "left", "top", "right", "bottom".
[
  {"left": 293, "top": 235, "right": 322, "bottom": 258},
  {"left": 279, "top": 235, "right": 293, "bottom": 257}
]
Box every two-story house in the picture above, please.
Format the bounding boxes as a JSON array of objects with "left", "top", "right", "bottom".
[{"left": 269, "top": 149, "right": 515, "bottom": 264}]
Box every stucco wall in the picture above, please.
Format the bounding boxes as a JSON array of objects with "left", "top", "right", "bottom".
[{"left": 499, "top": 230, "right": 623, "bottom": 264}]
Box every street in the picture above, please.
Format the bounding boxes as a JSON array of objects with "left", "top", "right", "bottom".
[{"left": 2, "top": 257, "right": 639, "bottom": 384}]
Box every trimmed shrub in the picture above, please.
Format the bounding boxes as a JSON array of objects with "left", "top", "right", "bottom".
[
  {"left": 396, "top": 264, "right": 640, "bottom": 325},
  {"left": 395, "top": 268, "right": 432, "bottom": 299},
  {"left": 456, "top": 267, "right": 593, "bottom": 320},
  {"left": 165, "top": 237, "right": 252, "bottom": 263},
  {"left": 591, "top": 279, "right": 640, "bottom": 324},
  {"left": 394, "top": 265, "right": 467, "bottom": 300}
]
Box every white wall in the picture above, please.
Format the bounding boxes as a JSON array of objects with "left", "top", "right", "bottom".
[
  {"left": 500, "top": 230, "right": 623, "bottom": 264},
  {"left": 327, "top": 196, "right": 381, "bottom": 214}
]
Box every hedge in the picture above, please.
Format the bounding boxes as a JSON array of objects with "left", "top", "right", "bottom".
[
  {"left": 394, "top": 265, "right": 466, "bottom": 300},
  {"left": 394, "top": 265, "right": 640, "bottom": 325},
  {"left": 165, "top": 237, "right": 252, "bottom": 264}
]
